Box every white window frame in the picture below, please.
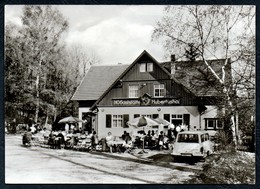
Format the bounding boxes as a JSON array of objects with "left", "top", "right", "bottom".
[
  {"left": 205, "top": 118, "right": 223, "bottom": 130},
  {"left": 154, "top": 84, "right": 165, "bottom": 97},
  {"left": 139, "top": 63, "right": 146, "bottom": 72},
  {"left": 147, "top": 63, "right": 153, "bottom": 72},
  {"left": 171, "top": 114, "right": 183, "bottom": 126},
  {"left": 171, "top": 114, "right": 183, "bottom": 119},
  {"left": 139, "top": 62, "right": 153, "bottom": 72},
  {"left": 112, "top": 115, "right": 123, "bottom": 128},
  {"left": 141, "top": 114, "right": 152, "bottom": 118},
  {"left": 128, "top": 84, "right": 139, "bottom": 98}
]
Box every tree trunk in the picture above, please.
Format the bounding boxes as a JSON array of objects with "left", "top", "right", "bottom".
[
  {"left": 226, "top": 91, "right": 237, "bottom": 149},
  {"left": 34, "top": 60, "right": 42, "bottom": 123},
  {"left": 45, "top": 115, "right": 48, "bottom": 128},
  {"left": 35, "top": 74, "right": 39, "bottom": 124}
]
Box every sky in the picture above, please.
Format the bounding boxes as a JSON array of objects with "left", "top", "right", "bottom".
[{"left": 5, "top": 5, "right": 168, "bottom": 65}]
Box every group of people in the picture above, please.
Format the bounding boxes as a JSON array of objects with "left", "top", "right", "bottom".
[
  {"left": 105, "top": 131, "right": 133, "bottom": 153},
  {"left": 22, "top": 125, "right": 99, "bottom": 151},
  {"left": 104, "top": 128, "right": 177, "bottom": 153},
  {"left": 22, "top": 123, "right": 182, "bottom": 153}
]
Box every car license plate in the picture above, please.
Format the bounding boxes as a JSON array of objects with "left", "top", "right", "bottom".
[{"left": 181, "top": 153, "right": 192, "bottom": 156}]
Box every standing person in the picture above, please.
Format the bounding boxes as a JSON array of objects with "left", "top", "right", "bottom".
[
  {"left": 10, "top": 118, "right": 16, "bottom": 134},
  {"left": 65, "top": 123, "right": 69, "bottom": 134},
  {"left": 158, "top": 131, "right": 164, "bottom": 151},
  {"left": 56, "top": 131, "right": 65, "bottom": 149},
  {"left": 48, "top": 130, "right": 55, "bottom": 149},
  {"left": 91, "top": 131, "right": 98, "bottom": 151},
  {"left": 105, "top": 132, "right": 114, "bottom": 153},
  {"left": 151, "top": 130, "right": 156, "bottom": 147},
  {"left": 167, "top": 128, "right": 174, "bottom": 142}
]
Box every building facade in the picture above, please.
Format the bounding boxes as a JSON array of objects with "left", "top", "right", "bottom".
[{"left": 72, "top": 51, "right": 227, "bottom": 138}]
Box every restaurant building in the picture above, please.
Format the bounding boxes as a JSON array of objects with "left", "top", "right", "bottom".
[{"left": 71, "top": 50, "right": 230, "bottom": 138}]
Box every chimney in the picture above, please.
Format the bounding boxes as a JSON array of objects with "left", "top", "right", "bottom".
[{"left": 170, "top": 54, "right": 176, "bottom": 75}]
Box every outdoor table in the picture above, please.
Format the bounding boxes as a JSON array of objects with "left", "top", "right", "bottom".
[{"left": 110, "top": 140, "right": 125, "bottom": 152}]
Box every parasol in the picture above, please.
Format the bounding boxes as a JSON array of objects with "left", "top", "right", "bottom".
[
  {"left": 58, "top": 116, "right": 83, "bottom": 124},
  {"left": 127, "top": 116, "right": 159, "bottom": 152}
]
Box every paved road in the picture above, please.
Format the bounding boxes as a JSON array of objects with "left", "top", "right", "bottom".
[{"left": 5, "top": 134, "right": 197, "bottom": 184}]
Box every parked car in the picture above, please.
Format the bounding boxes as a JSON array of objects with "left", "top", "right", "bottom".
[{"left": 171, "top": 131, "right": 214, "bottom": 159}]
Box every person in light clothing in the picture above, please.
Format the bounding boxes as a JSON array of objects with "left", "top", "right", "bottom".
[{"left": 105, "top": 132, "right": 114, "bottom": 153}]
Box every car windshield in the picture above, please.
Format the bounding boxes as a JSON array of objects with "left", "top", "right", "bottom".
[{"left": 177, "top": 134, "right": 199, "bottom": 143}]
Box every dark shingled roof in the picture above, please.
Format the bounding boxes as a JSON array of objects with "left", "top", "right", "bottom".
[
  {"left": 72, "top": 54, "right": 231, "bottom": 101},
  {"left": 71, "top": 64, "right": 129, "bottom": 101},
  {"left": 161, "top": 59, "right": 232, "bottom": 96}
]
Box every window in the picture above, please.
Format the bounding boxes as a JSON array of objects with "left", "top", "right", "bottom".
[
  {"left": 178, "top": 134, "right": 199, "bottom": 143},
  {"left": 216, "top": 120, "right": 224, "bottom": 129},
  {"left": 147, "top": 63, "right": 153, "bottom": 72},
  {"left": 107, "top": 114, "right": 129, "bottom": 128},
  {"left": 129, "top": 85, "right": 139, "bottom": 98},
  {"left": 112, "top": 115, "right": 123, "bottom": 128},
  {"left": 154, "top": 84, "right": 165, "bottom": 97},
  {"left": 205, "top": 118, "right": 224, "bottom": 130},
  {"left": 139, "top": 62, "right": 153, "bottom": 72},
  {"left": 201, "top": 134, "right": 205, "bottom": 142},
  {"left": 171, "top": 114, "right": 183, "bottom": 126},
  {"left": 139, "top": 63, "right": 146, "bottom": 72},
  {"left": 141, "top": 114, "right": 152, "bottom": 118}
]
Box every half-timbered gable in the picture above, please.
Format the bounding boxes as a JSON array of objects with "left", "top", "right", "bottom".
[{"left": 96, "top": 50, "right": 197, "bottom": 107}]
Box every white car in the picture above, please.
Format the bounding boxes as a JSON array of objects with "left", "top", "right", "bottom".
[{"left": 172, "top": 131, "right": 214, "bottom": 159}]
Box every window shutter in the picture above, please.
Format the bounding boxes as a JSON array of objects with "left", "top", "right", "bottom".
[
  {"left": 134, "top": 114, "right": 140, "bottom": 118},
  {"left": 205, "top": 118, "right": 207, "bottom": 130},
  {"left": 152, "top": 114, "right": 159, "bottom": 119},
  {"left": 164, "top": 114, "right": 170, "bottom": 122},
  {"left": 106, "top": 114, "right": 111, "bottom": 128},
  {"left": 123, "top": 114, "right": 129, "bottom": 128},
  {"left": 183, "top": 114, "right": 190, "bottom": 126}
]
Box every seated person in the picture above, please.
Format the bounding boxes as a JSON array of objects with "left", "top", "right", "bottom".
[
  {"left": 105, "top": 132, "right": 114, "bottom": 153},
  {"left": 23, "top": 129, "right": 32, "bottom": 145},
  {"left": 124, "top": 132, "right": 131, "bottom": 143},
  {"left": 121, "top": 131, "right": 127, "bottom": 140}
]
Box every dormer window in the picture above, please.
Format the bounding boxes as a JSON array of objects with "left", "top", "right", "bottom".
[{"left": 139, "top": 62, "right": 153, "bottom": 72}]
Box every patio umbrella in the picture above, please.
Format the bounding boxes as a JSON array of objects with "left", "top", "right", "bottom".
[
  {"left": 58, "top": 116, "right": 83, "bottom": 124},
  {"left": 127, "top": 116, "right": 159, "bottom": 152},
  {"left": 127, "top": 116, "right": 159, "bottom": 127},
  {"left": 154, "top": 117, "right": 171, "bottom": 127}
]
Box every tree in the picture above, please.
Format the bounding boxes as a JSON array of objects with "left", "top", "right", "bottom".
[
  {"left": 66, "top": 44, "right": 101, "bottom": 80},
  {"left": 152, "top": 5, "right": 255, "bottom": 148},
  {"left": 5, "top": 23, "right": 29, "bottom": 123},
  {"left": 20, "top": 5, "right": 69, "bottom": 123}
]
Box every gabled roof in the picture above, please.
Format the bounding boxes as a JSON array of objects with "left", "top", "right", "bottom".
[
  {"left": 161, "top": 59, "right": 232, "bottom": 96},
  {"left": 71, "top": 64, "right": 129, "bottom": 101},
  {"left": 90, "top": 50, "right": 195, "bottom": 110}
]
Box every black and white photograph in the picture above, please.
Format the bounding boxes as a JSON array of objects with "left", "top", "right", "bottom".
[{"left": 4, "top": 5, "right": 256, "bottom": 184}]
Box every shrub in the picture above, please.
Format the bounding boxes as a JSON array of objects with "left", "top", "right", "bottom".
[{"left": 185, "top": 151, "right": 255, "bottom": 184}]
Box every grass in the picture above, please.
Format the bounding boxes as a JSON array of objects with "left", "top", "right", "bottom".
[{"left": 185, "top": 151, "right": 255, "bottom": 184}]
